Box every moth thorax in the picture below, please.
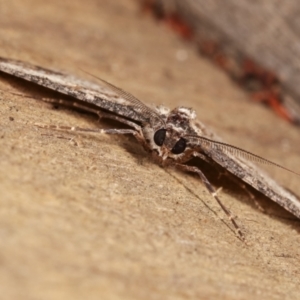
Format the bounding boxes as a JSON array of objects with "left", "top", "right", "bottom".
[{"left": 166, "top": 107, "right": 196, "bottom": 131}]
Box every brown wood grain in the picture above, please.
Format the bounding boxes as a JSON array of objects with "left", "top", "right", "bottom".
[{"left": 0, "top": 1, "right": 300, "bottom": 299}]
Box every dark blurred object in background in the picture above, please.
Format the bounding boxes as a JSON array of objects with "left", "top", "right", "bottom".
[{"left": 142, "top": 0, "right": 300, "bottom": 125}]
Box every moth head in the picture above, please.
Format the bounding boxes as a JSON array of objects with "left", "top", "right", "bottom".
[
  {"left": 150, "top": 107, "right": 197, "bottom": 160},
  {"left": 153, "top": 128, "right": 187, "bottom": 157}
]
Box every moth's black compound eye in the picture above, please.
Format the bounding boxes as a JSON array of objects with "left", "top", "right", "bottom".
[
  {"left": 171, "top": 138, "right": 187, "bottom": 154},
  {"left": 154, "top": 129, "right": 166, "bottom": 146}
]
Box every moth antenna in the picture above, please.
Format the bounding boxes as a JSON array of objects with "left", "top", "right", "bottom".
[
  {"left": 187, "top": 135, "right": 300, "bottom": 176},
  {"left": 79, "top": 69, "right": 165, "bottom": 127}
]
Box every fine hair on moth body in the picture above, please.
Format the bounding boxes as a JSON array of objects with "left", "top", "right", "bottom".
[{"left": 0, "top": 57, "right": 300, "bottom": 242}]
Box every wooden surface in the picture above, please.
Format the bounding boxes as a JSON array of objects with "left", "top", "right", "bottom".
[{"left": 0, "top": 1, "right": 300, "bottom": 299}]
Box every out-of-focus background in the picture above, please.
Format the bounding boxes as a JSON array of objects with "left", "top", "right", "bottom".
[
  {"left": 143, "top": 0, "right": 300, "bottom": 124},
  {"left": 0, "top": 1, "right": 300, "bottom": 299}
]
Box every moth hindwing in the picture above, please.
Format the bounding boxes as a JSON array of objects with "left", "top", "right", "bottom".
[{"left": 0, "top": 57, "right": 299, "bottom": 241}]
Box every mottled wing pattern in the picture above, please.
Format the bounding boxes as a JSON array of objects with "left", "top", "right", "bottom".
[
  {"left": 0, "top": 57, "right": 161, "bottom": 125},
  {"left": 192, "top": 120, "right": 300, "bottom": 218}
]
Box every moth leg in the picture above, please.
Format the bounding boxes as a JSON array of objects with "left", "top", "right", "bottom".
[
  {"left": 34, "top": 97, "right": 149, "bottom": 147},
  {"left": 240, "top": 184, "right": 266, "bottom": 213},
  {"left": 218, "top": 169, "right": 266, "bottom": 213},
  {"left": 192, "top": 152, "right": 211, "bottom": 163},
  {"left": 175, "top": 163, "right": 244, "bottom": 241},
  {"left": 34, "top": 123, "right": 150, "bottom": 151},
  {"left": 39, "top": 132, "right": 83, "bottom": 147},
  {"left": 41, "top": 97, "right": 142, "bottom": 131},
  {"left": 35, "top": 123, "right": 140, "bottom": 138},
  {"left": 195, "top": 150, "right": 265, "bottom": 213}
]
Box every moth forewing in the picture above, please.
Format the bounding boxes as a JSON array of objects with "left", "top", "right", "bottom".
[
  {"left": 0, "top": 57, "right": 161, "bottom": 126},
  {"left": 187, "top": 134, "right": 300, "bottom": 219}
]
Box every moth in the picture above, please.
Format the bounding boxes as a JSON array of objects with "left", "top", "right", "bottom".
[{"left": 0, "top": 57, "right": 299, "bottom": 240}]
